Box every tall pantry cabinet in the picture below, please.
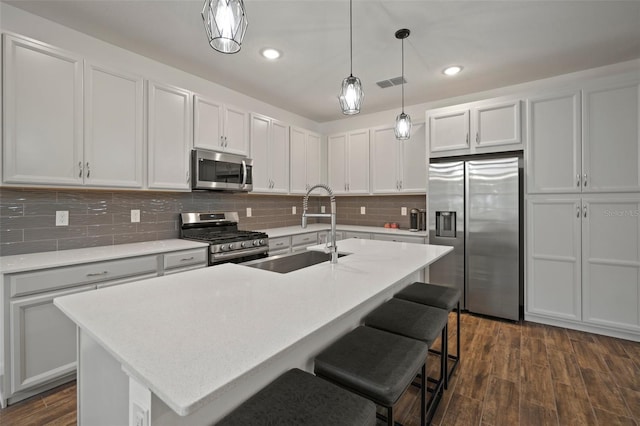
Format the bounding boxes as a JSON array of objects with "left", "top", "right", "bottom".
[{"left": 526, "top": 76, "right": 640, "bottom": 339}]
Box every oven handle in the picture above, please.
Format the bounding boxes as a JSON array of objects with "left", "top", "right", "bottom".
[
  {"left": 211, "top": 246, "right": 268, "bottom": 260},
  {"left": 241, "top": 160, "right": 248, "bottom": 189}
]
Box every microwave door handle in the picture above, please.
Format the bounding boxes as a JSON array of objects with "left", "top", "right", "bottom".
[{"left": 241, "top": 160, "right": 247, "bottom": 188}]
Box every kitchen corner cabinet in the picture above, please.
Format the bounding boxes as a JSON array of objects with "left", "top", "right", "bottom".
[
  {"left": 2, "top": 34, "right": 83, "bottom": 185},
  {"left": 527, "top": 194, "right": 640, "bottom": 336},
  {"left": 328, "top": 130, "right": 370, "bottom": 194},
  {"left": 193, "top": 95, "right": 249, "bottom": 156},
  {"left": 371, "top": 122, "right": 426, "bottom": 194},
  {"left": 290, "top": 127, "right": 323, "bottom": 194},
  {"left": 527, "top": 77, "right": 640, "bottom": 194},
  {"left": 147, "top": 81, "right": 192, "bottom": 190},
  {"left": 250, "top": 114, "right": 290, "bottom": 193},
  {"left": 427, "top": 98, "right": 522, "bottom": 158}
]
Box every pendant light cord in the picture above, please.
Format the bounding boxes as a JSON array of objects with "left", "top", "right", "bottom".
[
  {"left": 349, "top": 0, "right": 353, "bottom": 76},
  {"left": 401, "top": 36, "right": 405, "bottom": 113}
]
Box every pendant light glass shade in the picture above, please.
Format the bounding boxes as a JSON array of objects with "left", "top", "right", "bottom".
[
  {"left": 338, "top": 0, "right": 363, "bottom": 115},
  {"left": 202, "top": 0, "right": 248, "bottom": 54},
  {"left": 339, "top": 75, "right": 364, "bottom": 115},
  {"left": 395, "top": 112, "right": 412, "bottom": 140}
]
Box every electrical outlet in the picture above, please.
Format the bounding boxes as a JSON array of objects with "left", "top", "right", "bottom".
[
  {"left": 131, "top": 209, "right": 140, "bottom": 223},
  {"left": 360, "top": 206, "right": 366, "bottom": 215},
  {"left": 246, "top": 207, "right": 252, "bottom": 217},
  {"left": 55, "top": 211, "right": 69, "bottom": 226},
  {"left": 292, "top": 206, "right": 297, "bottom": 215},
  {"left": 401, "top": 207, "right": 407, "bottom": 216},
  {"left": 321, "top": 205, "right": 326, "bottom": 213}
]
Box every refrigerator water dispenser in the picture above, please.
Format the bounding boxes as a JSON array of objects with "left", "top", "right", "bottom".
[{"left": 436, "top": 211, "right": 456, "bottom": 237}]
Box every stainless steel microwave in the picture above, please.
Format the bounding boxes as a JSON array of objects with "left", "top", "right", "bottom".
[{"left": 191, "top": 149, "right": 253, "bottom": 192}]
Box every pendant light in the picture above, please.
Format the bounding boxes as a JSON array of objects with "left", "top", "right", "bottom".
[
  {"left": 338, "top": 0, "right": 364, "bottom": 115},
  {"left": 394, "top": 28, "right": 411, "bottom": 140},
  {"left": 201, "top": 0, "right": 248, "bottom": 54}
]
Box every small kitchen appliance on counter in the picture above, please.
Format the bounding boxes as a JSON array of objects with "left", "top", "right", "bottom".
[
  {"left": 409, "top": 208, "right": 420, "bottom": 231},
  {"left": 180, "top": 212, "right": 269, "bottom": 265}
]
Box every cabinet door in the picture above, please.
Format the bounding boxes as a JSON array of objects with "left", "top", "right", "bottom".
[
  {"left": 270, "top": 120, "right": 290, "bottom": 193},
  {"left": 428, "top": 108, "right": 469, "bottom": 153},
  {"left": 3, "top": 34, "right": 83, "bottom": 185},
  {"left": 471, "top": 100, "right": 521, "bottom": 149},
  {"left": 84, "top": 62, "right": 143, "bottom": 188},
  {"left": 401, "top": 122, "right": 427, "bottom": 193},
  {"left": 289, "top": 127, "right": 308, "bottom": 194},
  {"left": 328, "top": 134, "right": 348, "bottom": 194},
  {"left": 347, "top": 130, "right": 370, "bottom": 194},
  {"left": 193, "top": 95, "right": 224, "bottom": 151},
  {"left": 526, "top": 197, "right": 582, "bottom": 321},
  {"left": 306, "top": 132, "right": 322, "bottom": 189},
  {"left": 147, "top": 81, "right": 192, "bottom": 190},
  {"left": 583, "top": 79, "right": 640, "bottom": 192},
  {"left": 527, "top": 91, "right": 582, "bottom": 193},
  {"left": 224, "top": 105, "right": 249, "bottom": 156},
  {"left": 371, "top": 127, "right": 400, "bottom": 194},
  {"left": 582, "top": 196, "right": 640, "bottom": 331},
  {"left": 10, "top": 285, "right": 95, "bottom": 394},
  {"left": 250, "top": 114, "right": 271, "bottom": 192}
]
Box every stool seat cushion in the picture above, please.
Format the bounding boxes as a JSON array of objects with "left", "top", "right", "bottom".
[
  {"left": 314, "top": 326, "right": 429, "bottom": 406},
  {"left": 396, "top": 282, "right": 461, "bottom": 311},
  {"left": 217, "top": 368, "right": 376, "bottom": 426},
  {"left": 364, "top": 298, "right": 449, "bottom": 345}
]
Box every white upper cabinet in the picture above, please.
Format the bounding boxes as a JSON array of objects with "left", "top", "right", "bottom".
[
  {"left": 582, "top": 78, "right": 640, "bottom": 193},
  {"left": 250, "top": 114, "right": 290, "bottom": 193},
  {"left": 193, "top": 95, "right": 249, "bottom": 156},
  {"left": 290, "top": 127, "right": 322, "bottom": 194},
  {"left": 526, "top": 91, "right": 582, "bottom": 193},
  {"left": 527, "top": 77, "right": 640, "bottom": 194},
  {"left": 84, "top": 62, "right": 144, "bottom": 188},
  {"left": 147, "top": 81, "right": 192, "bottom": 190},
  {"left": 427, "top": 98, "right": 522, "bottom": 158},
  {"left": 3, "top": 34, "right": 83, "bottom": 185},
  {"left": 371, "top": 122, "right": 426, "bottom": 194},
  {"left": 328, "top": 130, "right": 370, "bottom": 194}
]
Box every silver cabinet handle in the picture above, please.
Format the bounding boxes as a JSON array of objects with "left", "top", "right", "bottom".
[
  {"left": 583, "top": 205, "right": 587, "bottom": 218},
  {"left": 577, "top": 174, "right": 580, "bottom": 187},
  {"left": 87, "top": 271, "right": 108, "bottom": 277},
  {"left": 186, "top": 170, "right": 190, "bottom": 183},
  {"left": 86, "top": 162, "right": 90, "bottom": 178},
  {"left": 576, "top": 205, "right": 580, "bottom": 218},
  {"left": 78, "top": 161, "right": 83, "bottom": 178},
  {"left": 275, "top": 242, "right": 284, "bottom": 246},
  {"left": 466, "top": 133, "right": 469, "bottom": 145},
  {"left": 399, "top": 180, "right": 403, "bottom": 189},
  {"left": 220, "top": 135, "right": 224, "bottom": 146},
  {"left": 180, "top": 256, "right": 195, "bottom": 262},
  {"left": 476, "top": 132, "right": 480, "bottom": 144},
  {"left": 583, "top": 174, "right": 588, "bottom": 187}
]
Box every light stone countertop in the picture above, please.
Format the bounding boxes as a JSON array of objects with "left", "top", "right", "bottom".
[
  {"left": 259, "top": 223, "right": 428, "bottom": 239},
  {"left": 54, "top": 238, "right": 452, "bottom": 417},
  {"left": 0, "top": 239, "right": 210, "bottom": 274}
]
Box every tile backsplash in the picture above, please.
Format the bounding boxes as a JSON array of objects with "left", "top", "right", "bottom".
[{"left": 0, "top": 187, "right": 425, "bottom": 256}]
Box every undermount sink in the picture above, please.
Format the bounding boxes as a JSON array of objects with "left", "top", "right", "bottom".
[{"left": 242, "top": 250, "right": 348, "bottom": 274}]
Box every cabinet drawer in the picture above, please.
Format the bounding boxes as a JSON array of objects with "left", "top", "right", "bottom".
[
  {"left": 372, "top": 234, "right": 425, "bottom": 244},
  {"left": 9, "top": 255, "right": 159, "bottom": 297},
  {"left": 269, "top": 237, "right": 290, "bottom": 252},
  {"left": 343, "top": 231, "right": 371, "bottom": 239},
  {"left": 163, "top": 248, "right": 207, "bottom": 270},
  {"left": 291, "top": 233, "right": 318, "bottom": 247}
]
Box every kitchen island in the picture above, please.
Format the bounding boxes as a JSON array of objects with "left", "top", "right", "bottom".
[{"left": 54, "top": 238, "right": 452, "bottom": 425}]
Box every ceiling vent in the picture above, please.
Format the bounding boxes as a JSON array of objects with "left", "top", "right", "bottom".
[{"left": 376, "top": 76, "right": 407, "bottom": 89}]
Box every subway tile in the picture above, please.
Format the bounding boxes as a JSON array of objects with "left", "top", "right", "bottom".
[
  {"left": 0, "top": 203, "right": 24, "bottom": 217},
  {"left": 24, "top": 202, "right": 87, "bottom": 216},
  {"left": 57, "top": 236, "right": 114, "bottom": 251},
  {"left": 137, "top": 221, "right": 176, "bottom": 233},
  {"left": 157, "top": 230, "right": 180, "bottom": 240},
  {"left": 87, "top": 202, "right": 130, "bottom": 214},
  {"left": 0, "top": 188, "right": 54, "bottom": 203},
  {"left": 1, "top": 229, "right": 24, "bottom": 243},
  {"left": 114, "top": 232, "right": 158, "bottom": 245},
  {"left": 2, "top": 215, "right": 57, "bottom": 229},
  {"left": 88, "top": 223, "right": 137, "bottom": 236},
  {"left": 24, "top": 226, "right": 87, "bottom": 241},
  {"left": 0, "top": 240, "right": 58, "bottom": 256},
  {"left": 70, "top": 213, "right": 113, "bottom": 226},
  {"left": 57, "top": 190, "right": 113, "bottom": 203}
]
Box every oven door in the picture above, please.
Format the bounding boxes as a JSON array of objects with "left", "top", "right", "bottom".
[{"left": 192, "top": 149, "right": 253, "bottom": 191}]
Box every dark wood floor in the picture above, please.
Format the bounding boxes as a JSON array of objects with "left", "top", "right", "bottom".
[{"left": 1, "top": 313, "right": 639, "bottom": 426}]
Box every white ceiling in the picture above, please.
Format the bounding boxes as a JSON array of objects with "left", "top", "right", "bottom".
[{"left": 5, "top": 0, "right": 640, "bottom": 122}]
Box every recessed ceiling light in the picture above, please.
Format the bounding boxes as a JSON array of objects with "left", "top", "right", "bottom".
[
  {"left": 443, "top": 66, "right": 463, "bottom": 76},
  {"left": 261, "top": 48, "right": 281, "bottom": 60}
]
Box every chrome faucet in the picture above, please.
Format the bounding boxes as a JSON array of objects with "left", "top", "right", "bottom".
[{"left": 302, "top": 184, "right": 338, "bottom": 264}]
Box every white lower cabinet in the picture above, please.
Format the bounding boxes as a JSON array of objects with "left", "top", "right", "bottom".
[
  {"left": 268, "top": 236, "right": 291, "bottom": 256},
  {"left": 290, "top": 233, "right": 318, "bottom": 253},
  {"left": 10, "top": 284, "right": 95, "bottom": 394},
  {"left": 527, "top": 194, "right": 640, "bottom": 337},
  {"left": 162, "top": 248, "right": 208, "bottom": 275}
]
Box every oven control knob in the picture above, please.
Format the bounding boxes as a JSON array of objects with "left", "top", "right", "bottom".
[
  {"left": 228, "top": 243, "right": 235, "bottom": 250},
  {"left": 259, "top": 239, "right": 265, "bottom": 245},
  {"left": 253, "top": 240, "right": 260, "bottom": 246},
  {"left": 241, "top": 242, "right": 247, "bottom": 248},
  {"left": 220, "top": 244, "right": 227, "bottom": 251}
]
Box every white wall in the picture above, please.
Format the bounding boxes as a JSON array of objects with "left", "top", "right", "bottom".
[{"left": 0, "top": 3, "right": 320, "bottom": 133}]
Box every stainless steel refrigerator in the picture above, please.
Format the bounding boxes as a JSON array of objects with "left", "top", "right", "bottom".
[{"left": 428, "top": 155, "right": 523, "bottom": 321}]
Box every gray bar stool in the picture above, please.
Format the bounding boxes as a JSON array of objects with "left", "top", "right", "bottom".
[
  {"left": 395, "top": 282, "right": 461, "bottom": 388},
  {"left": 314, "top": 326, "right": 429, "bottom": 426},
  {"left": 364, "top": 298, "right": 449, "bottom": 424},
  {"left": 217, "top": 368, "right": 376, "bottom": 425}
]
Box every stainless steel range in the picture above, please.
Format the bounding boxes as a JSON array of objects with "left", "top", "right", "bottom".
[{"left": 179, "top": 212, "right": 269, "bottom": 266}]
